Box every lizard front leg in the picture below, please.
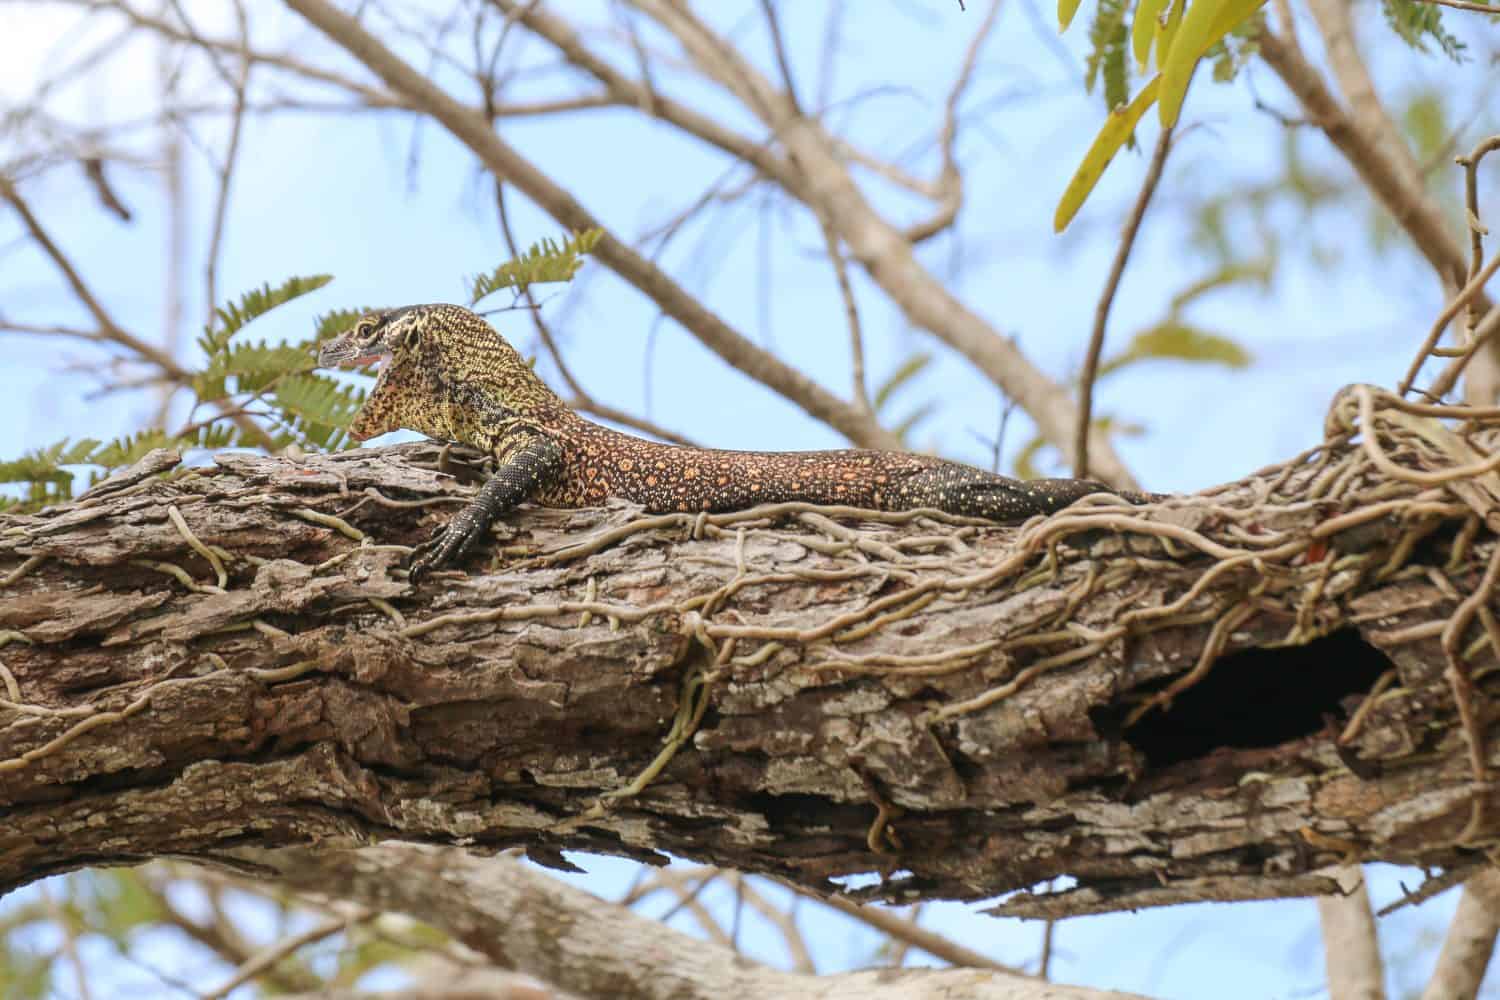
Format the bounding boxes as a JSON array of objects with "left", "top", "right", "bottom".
[{"left": 409, "top": 430, "right": 564, "bottom": 581}]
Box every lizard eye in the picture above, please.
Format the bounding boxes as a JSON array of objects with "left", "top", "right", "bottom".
[{"left": 354, "top": 318, "right": 379, "bottom": 343}]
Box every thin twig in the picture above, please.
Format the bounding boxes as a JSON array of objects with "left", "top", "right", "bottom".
[
  {"left": 758, "top": 0, "right": 801, "bottom": 114},
  {"left": 1075, "top": 126, "right": 1174, "bottom": 479},
  {"left": 202, "top": 910, "right": 369, "bottom": 999},
  {"left": 819, "top": 218, "right": 871, "bottom": 414},
  {"left": 288, "top": 0, "right": 900, "bottom": 451}
]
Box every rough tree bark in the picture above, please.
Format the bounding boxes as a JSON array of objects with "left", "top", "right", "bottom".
[{"left": 1, "top": 385, "right": 1496, "bottom": 918}]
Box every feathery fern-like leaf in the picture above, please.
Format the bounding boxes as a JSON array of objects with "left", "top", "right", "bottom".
[
  {"left": 1086, "top": 0, "right": 1132, "bottom": 111},
  {"left": 468, "top": 229, "right": 602, "bottom": 306},
  {"left": 1380, "top": 0, "right": 1469, "bottom": 60},
  {"left": 197, "top": 274, "right": 333, "bottom": 357}
]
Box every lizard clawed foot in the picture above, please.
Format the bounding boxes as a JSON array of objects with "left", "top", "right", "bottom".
[{"left": 406, "top": 510, "right": 488, "bottom": 583}]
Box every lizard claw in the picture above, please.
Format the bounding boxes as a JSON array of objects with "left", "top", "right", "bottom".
[{"left": 406, "top": 510, "right": 487, "bottom": 583}]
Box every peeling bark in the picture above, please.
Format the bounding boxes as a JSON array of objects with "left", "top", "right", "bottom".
[{"left": 0, "top": 428, "right": 1495, "bottom": 913}]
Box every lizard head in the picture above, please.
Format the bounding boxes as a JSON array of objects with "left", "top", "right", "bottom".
[
  {"left": 317, "top": 304, "right": 557, "bottom": 442},
  {"left": 318, "top": 306, "right": 434, "bottom": 441}
]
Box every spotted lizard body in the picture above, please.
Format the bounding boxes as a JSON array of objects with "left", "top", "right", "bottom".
[{"left": 318, "top": 304, "right": 1151, "bottom": 579}]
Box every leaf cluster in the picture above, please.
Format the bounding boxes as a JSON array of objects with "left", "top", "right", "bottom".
[
  {"left": 468, "top": 228, "right": 602, "bottom": 307},
  {"left": 1055, "top": 0, "right": 1473, "bottom": 232},
  {"left": 2, "top": 232, "right": 600, "bottom": 510}
]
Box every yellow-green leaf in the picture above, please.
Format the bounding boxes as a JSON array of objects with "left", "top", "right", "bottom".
[
  {"left": 1154, "top": 0, "right": 1183, "bottom": 69},
  {"left": 1099, "top": 321, "right": 1252, "bottom": 377},
  {"left": 1158, "top": 0, "right": 1225, "bottom": 127},
  {"left": 1054, "top": 76, "right": 1161, "bottom": 232},
  {"left": 1158, "top": 0, "right": 1267, "bottom": 125},
  {"left": 1059, "top": 0, "right": 1085, "bottom": 31},
  {"left": 1132, "top": 0, "right": 1169, "bottom": 69},
  {"left": 1208, "top": 0, "right": 1268, "bottom": 45}
]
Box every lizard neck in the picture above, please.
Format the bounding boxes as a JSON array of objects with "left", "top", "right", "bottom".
[{"left": 351, "top": 317, "right": 571, "bottom": 444}]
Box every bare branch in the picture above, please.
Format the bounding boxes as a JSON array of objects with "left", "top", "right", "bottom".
[
  {"left": 491, "top": 1, "right": 800, "bottom": 191},
  {"left": 758, "top": 0, "right": 801, "bottom": 115},
  {"left": 788, "top": 881, "right": 1019, "bottom": 973},
  {"left": 0, "top": 174, "right": 275, "bottom": 447},
  {"left": 76, "top": 0, "right": 404, "bottom": 106},
  {"left": 1305, "top": 0, "right": 1424, "bottom": 191},
  {"left": 255, "top": 845, "right": 1145, "bottom": 1000},
  {"left": 1255, "top": 27, "right": 1477, "bottom": 299},
  {"left": 1317, "top": 867, "right": 1386, "bottom": 1000},
  {"left": 904, "top": 0, "right": 1002, "bottom": 245},
  {"left": 818, "top": 218, "right": 871, "bottom": 414},
  {"left": 204, "top": 909, "right": 371, "bottom": 1000},
  {"left": 625, "top": 0, "right": 1138, "bottom": 486},
  {"left": 1421, "top": 869, "right": 1500, "bottom": 1000},
  {"left": 283, "top": 0, "right": 899, "bottom": 450},
  {"left": 199, "top": 1, "right": 252, "bottom": 330},
  {"left": 1076, "top": 127, "right": 1174, "bottom": 480}
]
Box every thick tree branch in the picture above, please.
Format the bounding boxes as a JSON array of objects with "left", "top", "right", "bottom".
[
  {"left": 1305, "top": 0, "right": 1424, "bottom": 193},
  {"left": 1317, "top": 866, "right": 1387, "bottom": 1000},
  {"left": 2, "top": 382, "right": 1499, "bottom": 915},
  {"left": 1255, "top": 26, "right": 1497, "bottom": 398},
  {"left": 1256, "top": 29, "right": 1469, "bottom": 294},
  {"left": 1421, "top": 869, "right": 1500, "bottom": 1000}
]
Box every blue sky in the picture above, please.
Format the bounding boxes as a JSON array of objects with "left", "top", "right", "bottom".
[{"left": 2, "top": 1, "right": 1498, "bottom": 996}]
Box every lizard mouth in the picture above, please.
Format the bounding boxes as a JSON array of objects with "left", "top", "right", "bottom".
[{"left": 319, "top": 344, "right": 391, "bottom": 369}]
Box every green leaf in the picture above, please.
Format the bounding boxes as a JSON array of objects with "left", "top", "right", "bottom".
[
  {"left": 1085, "top": 0, "right": 1131, "bottom": 110},
  {"left": 1380, "top": 0, "right": 1469, "bottom": 61},
  {"left": 1059, "top": 0, "right": 1085, "bottom": 31},
  {"left": 1055, "top": 76, "right": 1161, "bottom": 232},
  {"left": 1168, "top": 259, "right": 1273, "bottom": 311},
  {"left": 272, "top": 374, "right": 368, "bottom": 451},
  {"left": 873, "top": 352, "right": 933, "bottom": 412},
  {"left": 892, "top": 402, "right": 938, "bottom": 444},
  {"left": 468, "top": 229, "right": 602, "bottom": 306},
  {"left": 88, "top": 870, "right": 164, "bottom": 946},
  {"left": 87, "top": 430, "right": 175, "bottom": 469},
  {"left": 1099, "top": 321, "right": 1252, "bottom": 377},
  {"left": 197, "top": 275, "right": 333, "bottom": 358},
  {"left": 1158, "top": 0, "right": 1225, "bottom": 127},
  {"left": 1401, "top": 90, "right": 1451, "bottom": 161},
  {"left": 0, "top": 940, "right": 52, "bottom": 1000},
  {"left": 1013, "top": 435, "right": 1047, "bottom": 480},
  {"left": 195, "top": 341, "right": 314, "bottom": 400}
]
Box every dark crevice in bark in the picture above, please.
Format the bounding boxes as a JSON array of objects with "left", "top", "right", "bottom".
[{"left": 1110, "top": 629, "right": 1395, "bottom": 767}]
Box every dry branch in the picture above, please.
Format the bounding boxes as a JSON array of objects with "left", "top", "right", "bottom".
[
  {"left": 2, "top": 382, "right": 1500, "bottom": 917},
  {"left": 252, "top": 844, "right": 1143, "bottom": 1000}
]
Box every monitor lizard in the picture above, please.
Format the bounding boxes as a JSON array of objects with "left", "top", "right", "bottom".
[{"left": 318, "top": 304, "right": 1153, "bottom": 580}]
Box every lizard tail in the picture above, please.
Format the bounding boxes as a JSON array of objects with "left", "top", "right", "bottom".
[{"left": 897, "top": 467, "right": 1152, "bottom": 522}]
